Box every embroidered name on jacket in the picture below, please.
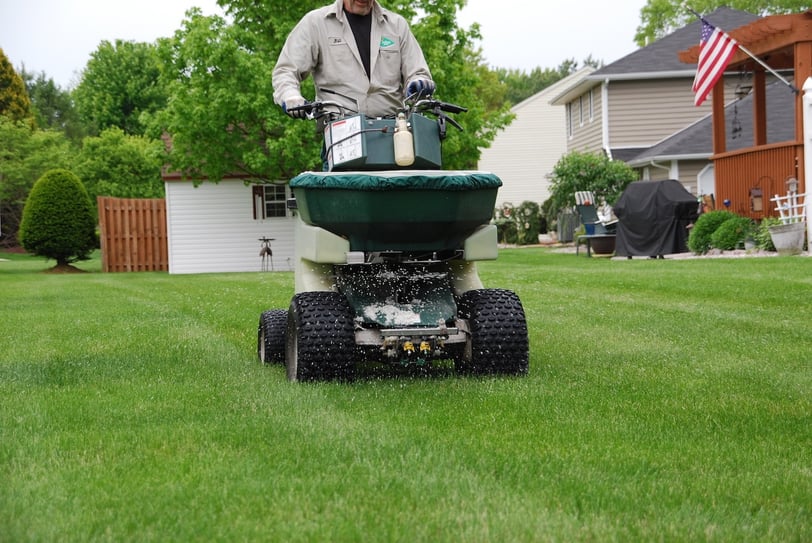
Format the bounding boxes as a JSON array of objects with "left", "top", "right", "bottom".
[{"left": 329, "top": 37, "right": 345, "bottom": 45}]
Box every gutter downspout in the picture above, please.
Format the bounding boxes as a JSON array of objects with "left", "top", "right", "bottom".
[
  {"left": 648, "top": 160, "right": 670, "bottom": 181},
  {"left": 602, "top": 80, "right": 610, "bottom": 158}
]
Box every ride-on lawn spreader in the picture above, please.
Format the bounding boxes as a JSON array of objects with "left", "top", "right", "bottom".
[{"left": 258, "top": 98, "right": 528, "bottom": 381}]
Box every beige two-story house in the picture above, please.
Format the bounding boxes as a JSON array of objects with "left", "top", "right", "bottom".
[{"left": 549, "top": 7, "right": 761, "bottom": 197}]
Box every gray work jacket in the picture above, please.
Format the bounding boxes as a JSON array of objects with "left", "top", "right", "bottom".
[{"left": 272, "top": 0, "right": 433, "bottom": 117}]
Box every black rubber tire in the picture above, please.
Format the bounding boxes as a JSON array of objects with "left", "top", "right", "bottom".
[
  {"left": 258, "top": 309, "right": 287, "bottom": 364},
  {"left": 285, "top": 291, "right": 356, "bottom": 382},
  {"left": 457, "top": 288, "right": 529, "bottom": 376}
]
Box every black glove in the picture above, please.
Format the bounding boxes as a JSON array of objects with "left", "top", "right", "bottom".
[
  {"left": 282, "top": 97, "right": 310, "bottom": 119},
  {"left": 406, "top": 79, "right": 435, "bottom": 99}
]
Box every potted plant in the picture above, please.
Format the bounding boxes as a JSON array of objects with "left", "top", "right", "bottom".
[
  {"left": 768, "top": 180, "right": 806, "bottom": 255},
  {"left": 590, "top": 234, "right": 616, "bottom": 256},
  {"left": 768, "top": 221, "right": 806, "bottom": 255}
]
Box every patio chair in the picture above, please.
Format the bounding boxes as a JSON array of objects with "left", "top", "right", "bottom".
[
  {"left": 574, "top": 191, "right": 617, "bottom": 256},
  {"left": 575, "top": 191, "right": 618, "bottom": 234}
]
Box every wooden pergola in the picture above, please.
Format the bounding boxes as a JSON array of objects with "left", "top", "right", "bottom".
[{"left": 679, "top": 10, "right": 812, "bottom": 219}]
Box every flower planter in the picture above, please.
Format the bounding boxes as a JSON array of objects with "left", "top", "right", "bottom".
[
  {"left": 768, "top": 222, "right": 805, "bottom": 255},
  {"left": 590, "top": 235, "right": 616, "bottom": 255}
]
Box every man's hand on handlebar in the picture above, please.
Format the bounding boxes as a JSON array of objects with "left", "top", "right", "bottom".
[
  {"left": 282, "top": 96, "right": 310, "bottom": 119},
  {"left": 281, "top": 99, "right": 356, "bottom": 121},
  {"left": 405, "top": 79, "right": 435, "bottom": 100}
]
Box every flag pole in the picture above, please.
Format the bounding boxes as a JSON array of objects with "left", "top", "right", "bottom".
[
  {"left": 687, "top": 8, "right": 799, "bottom": 94},
  {"left": 735, "top": 44, "right": 799, "bottom": 94}
]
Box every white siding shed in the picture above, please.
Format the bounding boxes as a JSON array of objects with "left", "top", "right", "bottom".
[{"left": 165, "top": 179, "right": 296, "bottom": 274}]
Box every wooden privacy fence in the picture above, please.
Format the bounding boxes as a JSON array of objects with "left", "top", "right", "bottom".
[{"left": 98, "top": 196, "right": 168, "bottom": 272}]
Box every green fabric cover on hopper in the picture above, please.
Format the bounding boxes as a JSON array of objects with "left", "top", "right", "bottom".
[{"left": 290, "top": 171, "right": 502, "bottom": 191}]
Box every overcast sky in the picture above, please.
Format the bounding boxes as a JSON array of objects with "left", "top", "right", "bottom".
[{"left": 1, "top": 0, "right": 646, "bottom": 89}]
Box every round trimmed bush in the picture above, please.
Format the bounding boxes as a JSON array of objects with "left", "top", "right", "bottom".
[
  {"left": 687, "top": 210, "right": 737, "bottom": 254},
  {"left": 710, "top": 215, "right": 752, "bottom": 250},
  {"left": 18, "top": 169, "right": 97, "bottom": 266}
]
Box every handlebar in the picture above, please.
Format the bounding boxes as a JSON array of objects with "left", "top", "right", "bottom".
[
  {"left": 286, "top": 98, "right": 467, "bottom": 136},
  {"left": 286, "top": 99, "right": 466, "bottom": 119},
  {"left": 285, "top": 100, "right": 358, "bottom": 120},
  {"left": 411, "top": 99, "right": 468, "bottom": 115}
]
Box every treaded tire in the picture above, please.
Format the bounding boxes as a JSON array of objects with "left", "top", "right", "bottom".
[
  {"left": 457, "top": 288, "right": 529, "bottom": 376},
  {"left": 286, "top": 291, "right": 356, "bottom": 382},
  {"left": 258, "top": 309, "right": 287, "bottom": 364}
]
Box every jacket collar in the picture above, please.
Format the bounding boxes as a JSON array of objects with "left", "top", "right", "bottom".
[{"left": 330, "top": 0, "right": 387, "bottom": 24}]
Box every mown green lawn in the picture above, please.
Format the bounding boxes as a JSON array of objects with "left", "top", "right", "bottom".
[{"left": 1, "top": 249, "right": 810, "bottom": 542}]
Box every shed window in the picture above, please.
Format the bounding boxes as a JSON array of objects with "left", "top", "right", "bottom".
[{"left": 252, "top": 184, "right": 287, "bottom": 219}]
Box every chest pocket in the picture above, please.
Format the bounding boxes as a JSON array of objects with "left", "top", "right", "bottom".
[
  {"left": 376, "top": 47, "right": 402, "bottom": 86},
  {"left": 327, "top": 38, "right": 357, "bottom": 67}
]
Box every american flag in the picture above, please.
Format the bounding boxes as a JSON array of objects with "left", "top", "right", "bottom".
[{"left": 692, "top": 20, "right": 739, "bottom": 106}]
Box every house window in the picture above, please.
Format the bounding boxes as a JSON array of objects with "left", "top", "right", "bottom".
[
  {"left": 579, "top": 95, "right": 584, "bottom": 126},
  {"left": 566, "top": 102, "right": 573, "bottom": 137},
  {"left": 252, "top": 184, "right": 287, "bottom": 219},
  {"left": 589, "top": 89, "right": 594, "bottom": 121}
]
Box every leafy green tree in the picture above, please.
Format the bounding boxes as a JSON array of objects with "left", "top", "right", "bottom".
[
  {"left": 0, "top": 117, "right": 74, "bottom": 248},
  {"left": 73, "top": 40, "right": 167, "bottom": 136},
  {"left": 18, "top": 169, "right": 97, "bottom": 266},
  {"left": 72, "top": 127, "right": 165, "bottom": 205},
  {"left": 635, "top": 0, "right": 811, "bottom": 46},
  {"left": 545, "top": 151, "right": 638, "bottom": 219},
  {"left": 21, "top": 69, "right": 85, "bottom": 141},
  {"left": 153, "top": 10, "right": 295, "bottom": 181},
  {"left": 0, "top": 48, "right": 33, "bottom": 123},
  {"left": 154, "top": 0, "right": 514, "bottom": 182}
]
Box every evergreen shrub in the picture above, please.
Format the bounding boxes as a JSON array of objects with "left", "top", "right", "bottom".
[{"left": 18, "top": 169, "right": 97, "bottom": 265}]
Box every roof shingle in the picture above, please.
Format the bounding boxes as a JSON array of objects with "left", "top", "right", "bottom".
[{"left": 590, "top": 7, "right": 760, "bottom": 77}]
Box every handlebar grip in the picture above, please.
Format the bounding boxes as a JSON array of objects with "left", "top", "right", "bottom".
[
  {"left": 286, "top": 104, "right": 312, "bottom": 114},
  {"left": 440, "top": 102, "right": 467, "bottom": 114}
]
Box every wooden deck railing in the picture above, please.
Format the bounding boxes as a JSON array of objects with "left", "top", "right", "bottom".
[{"left": 712, "top": 142, "right": 805, "bottom": 220}]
